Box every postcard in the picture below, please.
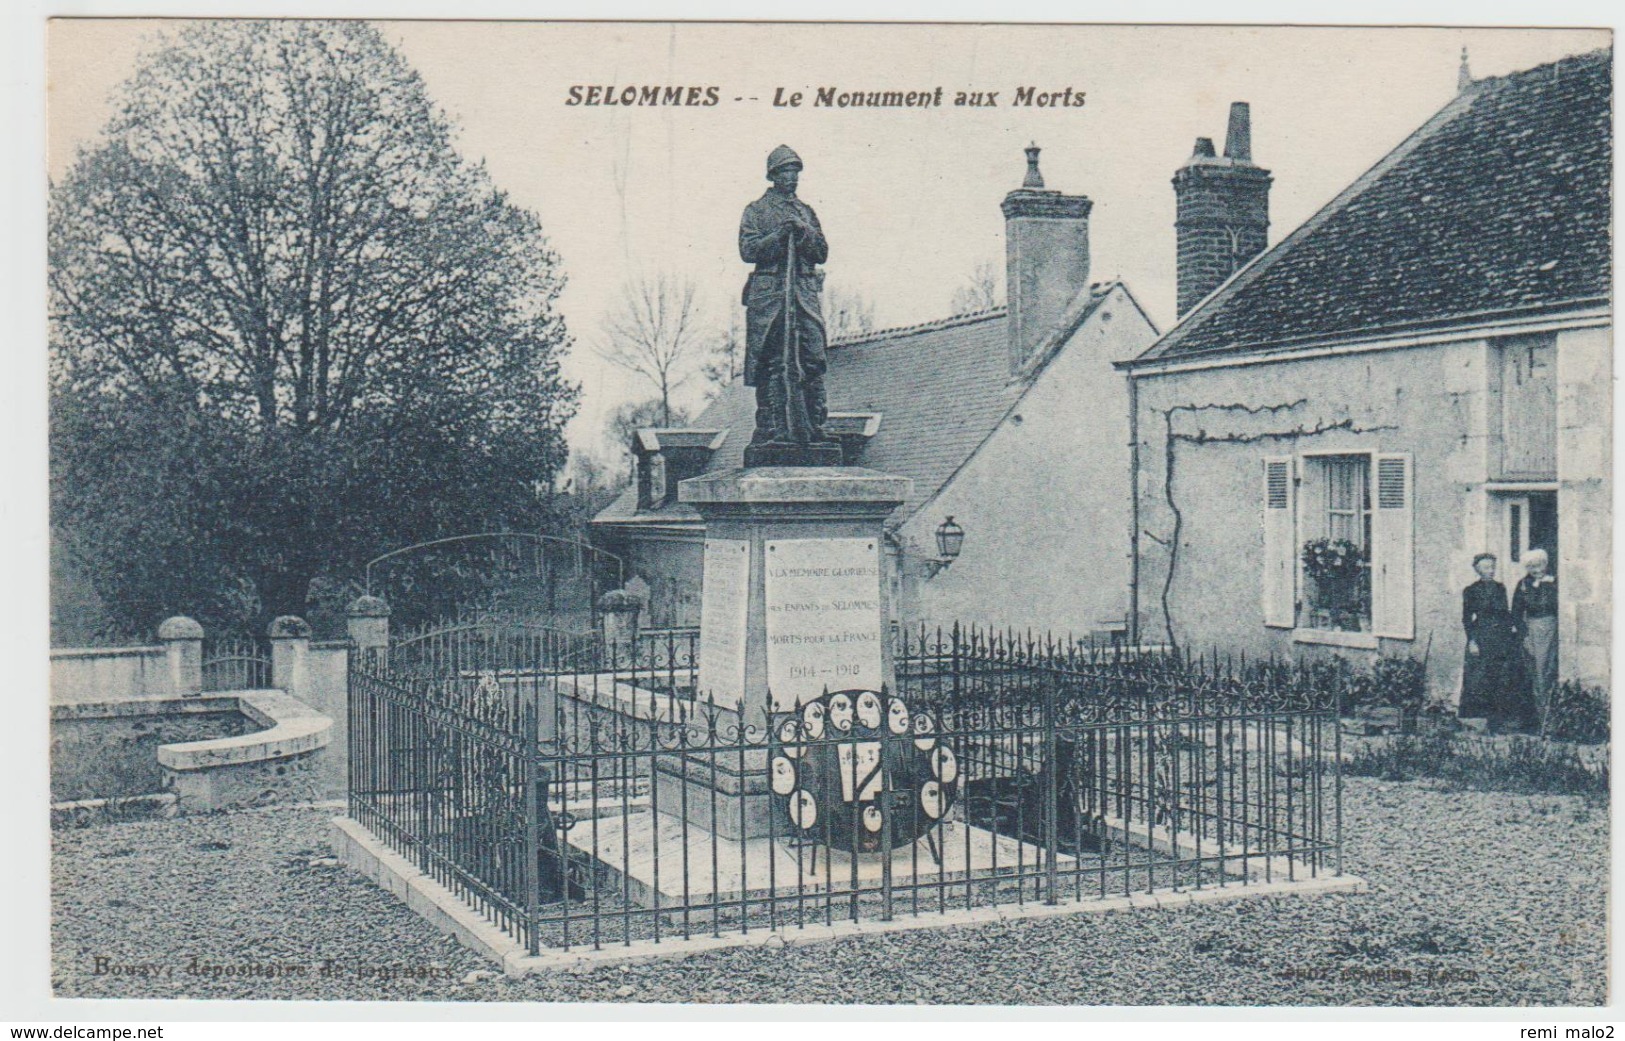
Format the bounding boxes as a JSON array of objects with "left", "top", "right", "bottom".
[{"left": 38, "top": 17, "right": 1612, "bottom": 1012}]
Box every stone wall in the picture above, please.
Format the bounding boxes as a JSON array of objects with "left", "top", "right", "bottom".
[
  {"left": 51, "top": 646, "right": 169, "bottom": 704},
  {"left": 159, "top": 689, "right": 333, "bottom": 812},
  {"left": 901, "top": 283, "right": 1154, "bottom": 638},
  {"left": 1131, "top": 321, "right": 1611, "bottom": 695},
  {"left": 48, "top": 613, "right": 354, "bottom": 808},
  {"left": 51, "top": 699, "right": 251, "bottom": 802}
]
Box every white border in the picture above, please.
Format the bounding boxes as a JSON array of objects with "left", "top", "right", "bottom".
[{"left": 6, "top": 1, "right": 1620, "bottom": 1032}]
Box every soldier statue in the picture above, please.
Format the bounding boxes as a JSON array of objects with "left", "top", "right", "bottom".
[{"left": 738, "top": 145, "right": 842, "bottom": 467}]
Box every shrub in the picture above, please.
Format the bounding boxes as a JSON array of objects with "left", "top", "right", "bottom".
[
  {"left": 1326, "top": 653, "right": 1426, "bottom": 717},
  {"left": 1543, "top": 681, "right": 1610, "bottom": 745},
  {"left": 1345, "top": 731, "right": 1608, "bottom": 802},
  {"left": 1295, "top": 655, "right": 1359, "bottom": 714},
  {"left": 598, "top": 588, "right": 647, "bottom": 613},
  {"left": 1366, "top": 655, "right": 1428, "bottom": 714}
]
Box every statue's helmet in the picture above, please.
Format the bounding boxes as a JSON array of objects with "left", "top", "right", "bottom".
[{"left": 766, "top": 144, "right": 803, "bottom": 177}]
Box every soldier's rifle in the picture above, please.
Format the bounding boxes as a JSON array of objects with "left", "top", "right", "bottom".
[{"left": 781, "top": 219, "right": 810, "bottom": 443}]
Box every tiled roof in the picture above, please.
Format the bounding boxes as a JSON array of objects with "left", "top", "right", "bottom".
[
  {"left": 828, "top": 306, "right": 1006, "bottom": 348},
  {"left": 594, "top": 306, "right": 1026, "bottom": 527},
  {"left": 1135, "top": 48, "right": 1612, "bottom": 364}
]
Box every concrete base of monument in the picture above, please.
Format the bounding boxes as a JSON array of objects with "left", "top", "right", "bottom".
[
  {"left": 680, "top": 464, "right": 912, "bottom": 510},
  {"left": 333, "top": 813, "right": 1367, "bottom": 976},
  {"left": 564, "top": 805, "right": 1075, "bottom": 906},
  {"left": 651, "top": 753, "right": 773, "bottom": 840}
]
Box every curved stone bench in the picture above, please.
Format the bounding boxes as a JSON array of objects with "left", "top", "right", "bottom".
[{"left": 158, "top": 689, "right": 333, "bottom": 811}]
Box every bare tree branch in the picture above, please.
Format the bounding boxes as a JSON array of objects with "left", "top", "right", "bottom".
[
  {"left": 597, "top": 272, "right": 711, "bottom": 426},
  {"left": 823, "top": 283, "right": 876, "bottom": 343},
  {"left": 951, "top": 259, "right": 1002, "bottom": 314}
]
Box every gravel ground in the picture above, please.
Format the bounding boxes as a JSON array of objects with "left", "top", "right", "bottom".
[{"left": 52, "top": 777, "right": 1608, "bottom": 1006}]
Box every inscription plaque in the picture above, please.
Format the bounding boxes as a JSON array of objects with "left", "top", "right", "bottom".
[
  {"left": 763, "top": 538, "right": 884, "bottom": 709},
  {"left": 696, "top": 539, "right": 749, "bottom": 704}
]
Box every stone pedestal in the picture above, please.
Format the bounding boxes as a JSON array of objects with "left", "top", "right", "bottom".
[
  {"left": 652, "top": 752, "right": 774, "bottom": 841},
  {"left": 657, "top": 465, "right": 911, "bottom": 839},
  {"left": 742, "top": 441, "right": 843, "bottom": 469},
  {"left": 682, "top": 466, "right": 911, "bottom": 713}
]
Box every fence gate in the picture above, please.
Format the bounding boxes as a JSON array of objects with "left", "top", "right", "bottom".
[
  {"left": 363, "top": 532, "right": 626, "bottom": 635},
  {"left": 202, "top": 635, "right": 272, "bottom": 691}
]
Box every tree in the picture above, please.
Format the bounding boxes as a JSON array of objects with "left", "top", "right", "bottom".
[
  {"left": 951, "top": 259, "right": 1002, "bottom": 314},
  {"left": 535, "top": 452, "right": 621, "bottom": 543},
  {"left": 49, "top": 21, "right": 578, "bottom": 636},
  {"left": 598, "top": 273, "right": 710, "bottom": 427},
  {"left": 823, "top": 283, "right": 877, "bottom": 342},
  {"left": 700, "top": 311, "right": 746, "bottom": 397}
]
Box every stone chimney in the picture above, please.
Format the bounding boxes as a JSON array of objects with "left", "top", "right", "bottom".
[
  {"left": 1172, "top": 102, "right": 1272, "bottom": 317},
  {"left": 1001, "top": 143, "right": 1092, "bottom": 374}
]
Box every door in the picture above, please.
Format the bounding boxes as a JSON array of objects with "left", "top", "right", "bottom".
[{"left": 1502, "top": 492, "right": 1558, "bottom": 573}]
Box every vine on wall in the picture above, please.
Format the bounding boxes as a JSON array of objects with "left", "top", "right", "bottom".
[{"left": 1149, "top": 399, "right": 1395, "bottom": 651}]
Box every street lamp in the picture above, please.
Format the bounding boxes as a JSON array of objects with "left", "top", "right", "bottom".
[{"left": 926, "top": 516, "right": 965, "bottom": 577}]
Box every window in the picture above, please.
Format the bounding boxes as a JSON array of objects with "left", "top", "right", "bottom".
[
  {"left": 1302, "top": 455, "right": 1371, "bottom": 633},
  {"left": 1262, "top": 452, "right": 1413, "bottom": 644},
  {"left": 1324, "top": 456, "right": 1370, "bottom": 548}
]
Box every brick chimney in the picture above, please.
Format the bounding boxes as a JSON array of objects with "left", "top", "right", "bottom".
[
  {"left": 1173, "top": 102, "right": 1272, "bottom": 317},
  {"left": 1001, "top": 143, "right": 1092, "bottom": 374}
]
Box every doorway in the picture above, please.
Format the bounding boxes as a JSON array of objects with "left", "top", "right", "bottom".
[{"left": 1502, "top": 491, "right": 1558, "bottom": 574}]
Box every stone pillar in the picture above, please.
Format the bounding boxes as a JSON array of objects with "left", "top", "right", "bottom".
[
  {"left": 598, "top": 589, "right": 645, "bottom": 656},
  {"left": 158, "top": 616, "right": 204, "bottom": 697},
  {"left": 346, "top": 595, "right": 390, "bottom": 669},
  {"left": 654, "top": 464, "right": 911, "bottom": 839},
  {"left": 269, "top": 615, "right": 313, "bottom": 700},
  {"left": 1556, "top": 325, "right": 1612, "bottom": 686}
]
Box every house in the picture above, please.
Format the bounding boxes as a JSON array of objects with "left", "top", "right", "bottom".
[
  {"left": 1120, "top": 49, "right": 1612, "bottom": 695},
  {"left": 592, "top": 144, "right": 1160, "bottom": 637}
]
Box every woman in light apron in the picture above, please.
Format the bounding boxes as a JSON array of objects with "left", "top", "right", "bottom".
[{"left": 1512, "top": 548, "right": 1559, "bottom": 731}]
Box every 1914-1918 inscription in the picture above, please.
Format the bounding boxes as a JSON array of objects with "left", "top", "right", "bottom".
[
  {"left": 762, "top": 538, "right": 884, "bottom": 708},
  {"left": 696, "top": 539, "right": 750, "bottom": 705}
]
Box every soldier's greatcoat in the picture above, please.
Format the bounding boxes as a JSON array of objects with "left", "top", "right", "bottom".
[{"left": 738, "top": 187, "right": 828, "bottom": 389}]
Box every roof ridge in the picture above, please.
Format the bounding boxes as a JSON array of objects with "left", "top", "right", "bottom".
[
  {"left": 1471, "top": 45, "right": 1612, "bottom": 91},
  {"left": 829, "top": 305, "right": 1007, "bottom": 349}
]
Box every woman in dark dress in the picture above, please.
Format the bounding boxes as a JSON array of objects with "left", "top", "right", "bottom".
[{"left": 1460, "top": 553, "right": 1527, "bottom": 730}]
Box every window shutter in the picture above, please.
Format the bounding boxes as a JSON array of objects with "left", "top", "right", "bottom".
[
  {"left": 1262, "top": 457, "right": 1295, "bottom": 628},
  {"left": 1371, "top": 453, "right": 1415, "bottom": 639}
]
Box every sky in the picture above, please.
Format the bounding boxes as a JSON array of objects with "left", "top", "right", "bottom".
[{"left": 47, "top": 20, "right": 1611, "bottom": 469}]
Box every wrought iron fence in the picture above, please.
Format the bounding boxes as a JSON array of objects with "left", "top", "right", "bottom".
[
  {"left": 349, "top": 623, "right": 1342, "bottom": 956},
  {"left": 202, "top": 636, "right": 272, "bottom": 691}
]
